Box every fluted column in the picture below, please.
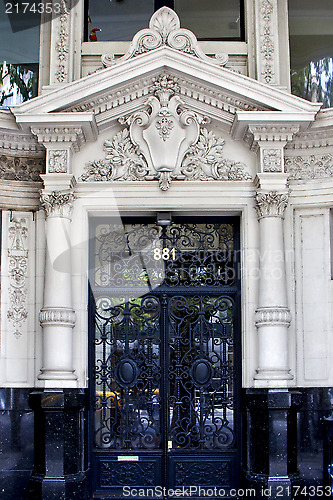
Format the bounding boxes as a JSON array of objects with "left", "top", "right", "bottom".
[
  {"left": 38, "top": 190, "right": 77, "bottom": 385},
  {"left": 254, "top": 189, "right": 293, "bottom": 383}
]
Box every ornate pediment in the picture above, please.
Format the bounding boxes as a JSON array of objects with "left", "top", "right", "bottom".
[
  {"left": 80, "top": 75, "right": 252, "bottom": 190},
  {"left": 101, "top": 7, "right": 228, "bottom": 68}
]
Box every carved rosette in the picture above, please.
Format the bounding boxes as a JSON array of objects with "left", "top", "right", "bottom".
[
  {"left": 101, "top": 7, "right": 228, "bottom": 68},
  {"left": 40, "top": 190, "right": 75, "bottom": 219},
  {"left": 48, "top": 149, "right": 68, "bottom": 173},
  {"left": 262, "top": 149, "right": 282, "bottom": 172},
  {"left": 255, "top": 191, "right": 289, "bottom": 218},
  {"left": 39, "top": 307, "right": 76, "bottom": 327},
  {"left": 7, "top": 217, "right": 29, "bottom": 339},
  {"left": 255, "top": 307, "right": 291, "bottom": 327}
]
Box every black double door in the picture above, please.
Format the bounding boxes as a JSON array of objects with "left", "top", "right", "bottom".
[{"left": 89, "top": 217, "right": 241, "bottom": 498}]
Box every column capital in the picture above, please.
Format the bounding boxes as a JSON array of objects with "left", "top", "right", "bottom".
[
  {"left": 40, "top": 190, "right": 75, "bottom": 219},
  {"left": 255, "top": 190, "right": 289, "bottom": 218}
]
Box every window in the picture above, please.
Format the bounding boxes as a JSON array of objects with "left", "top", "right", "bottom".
[
  {"left": 85, "top": 0, "right": 244, "bottom": 42},
  {"left": 0, "top": 4, "right": 40, "bottom": 106},
  {"left": 289, "top": 0, "right": 333, "bottom": 108}
]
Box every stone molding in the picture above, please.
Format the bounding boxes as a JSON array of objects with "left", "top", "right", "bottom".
[
  {"left": 285, "top": 154, "right": 333, "bottom": 180},
  {"left": 255, "top": 191, "right": 289, "bottom": 218},
  {"left": 48, "top": 149, "right": 69, "bottom": 173},
  {"left": 255, "top": 307, "right": 291, "bottom": 327},
  {"left": 286, "top": 129, "right": 333, "bottom": 150},
  {"left": 101, "top": 7, "right": 228, "bottom": 68},
  {"left": 262, "top": 149, "right": 282, "bottom": 172},
  {"left": 0, "top": 154, "right": 45, "bottom": 182},
  {"left": 39, "top": 307, "right": 76, "bottom": 327},
  {"left": 7, "top": 217, "right": 29, "bottom": 339},
  {"left": 40, "top": 190, "right": 75, "bottom": 219}
]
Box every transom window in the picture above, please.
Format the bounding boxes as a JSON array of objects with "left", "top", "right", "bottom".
[{"left": 85, "top": 0, "right": 245, "bottom": 42}]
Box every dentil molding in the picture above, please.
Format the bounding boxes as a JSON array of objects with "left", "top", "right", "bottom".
[
  {"left": 40, "top": 190, "right": 75, "bottom": 219},
  {"left": 101, "top": 7, "right": 228, "bottom": 68},
  {"left": 31, "top": 126, "right": 84, "bottom": 152},
  {"left": 255, "top": 191, "right": 289, "bottom": 218}
]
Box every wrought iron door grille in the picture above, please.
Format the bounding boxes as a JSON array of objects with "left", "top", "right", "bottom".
[{"left": 89, "top": 218, "right": 241, "bottom": 496}]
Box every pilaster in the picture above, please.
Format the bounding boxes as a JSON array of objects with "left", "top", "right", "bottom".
[{"left": 249, "top": 0, "right": 291, "bottom": 90}]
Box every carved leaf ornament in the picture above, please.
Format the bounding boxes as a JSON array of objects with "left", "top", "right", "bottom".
[{"left": 80, "top": 74, "right": 251, "bottom": 190}]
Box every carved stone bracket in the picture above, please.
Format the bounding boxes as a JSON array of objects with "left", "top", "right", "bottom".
[
  {"left": 255, "top": 191, "right": 289, "bottom": 218},
  {"left": 7, "top": 217, "right": 29, "bottom": 339},
  {"left": 40, "top": 190, "right": 75, "bottom": 219},
  {"left": 101, "top": 7, "right": 228, "bottom": 68}
]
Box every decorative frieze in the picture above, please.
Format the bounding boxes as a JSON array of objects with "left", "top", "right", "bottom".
[
  {"left": 7, "top": 217, "right": 29, "bottom": 339},
  {"left": 48, "top": 149, "right": 68, "bottom": 173},
  {"left": 255, "top": 307, "right": 291, "bottom": 327},
  {"left": 39, "top": 307, "right": 76, "bottom": 327},
  {"left": 40, "top": 190, "right": 75, "bottom": 219},
  {"left": 255, "top": 191, "right": 289, "bottom": 218},
  {"left": 0, "top": 154, "right": 45, "bottom": 181},
  {"left": 262, "top": 149, "right": 282, "bottom": 172},
  {"left": 285, "top": 154, "right": 333, "bottom": 180},
  {"left": 101, "top": 7, "right": 228, "bottom": 68}
]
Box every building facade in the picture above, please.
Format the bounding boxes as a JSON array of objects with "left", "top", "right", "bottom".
[{"left": 0, "top": 1, "right": 333, "bottom": 499}]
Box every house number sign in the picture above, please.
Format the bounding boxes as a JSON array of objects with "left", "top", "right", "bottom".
[{"left": 153, "top": 248, "right": 176, "bottom": 260}]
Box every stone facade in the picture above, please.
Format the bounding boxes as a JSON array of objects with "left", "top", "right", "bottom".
[{"left": 0, "top": 3, "right": 332, "bottom": 499}]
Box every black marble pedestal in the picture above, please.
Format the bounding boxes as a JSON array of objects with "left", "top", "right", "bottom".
[{"left": 28, "top": 389, "right": 89, "bottom": 500}]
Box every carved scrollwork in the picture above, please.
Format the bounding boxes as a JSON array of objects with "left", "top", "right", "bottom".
[
  {"left": 0, "top": 154, "right": 44, "bottom": 181},
  {"left": 285, "top": 154, "right": 333, "bottom": 180},
  {"left": 101, "top": 7, "right": 228, "bottom": 68},
  {"left": 260, "top": 0, "right": 275, "bottom": 84}
]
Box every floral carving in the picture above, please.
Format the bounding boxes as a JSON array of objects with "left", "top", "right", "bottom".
[
  {"left": 80, "top": 129, "right": 148, "bottom": 182},
  {"left": 55, "top": 0, "right": 70, "bottom": 83},
  {"left": 255, "top": 191, "right": 289, "bottom": 218},
  {"left": 80, "top": 126, "right": 252, "bottom": 188},
  {"left": 260, "top": 0, "right": 274, "bottom": 84},
  {"left": 48, "top": 150, "right": 68, "bottom": 173},
  {"left": 182, "top": 128, "right": 252, "bottom": 181},
  {"left": 155, "top": 109, "right": 174, "bottom": 140},
  {"left": 0, "top": 155, "right": 44, "bottom": 181},
  {"left": 262, "top": 149, "right": 282, "bottom": 172},
  {"left": 285, "top": 154, "right": 333, "bottom": 180},
  {"left": 102, "top": 7, "right": 228, "bottom": 68},
  {"left": 7, "top": 218, "right": 28, "bottom": 339},
  {"left": 40, "top": 190, "right": 75, "bottom": 219}
]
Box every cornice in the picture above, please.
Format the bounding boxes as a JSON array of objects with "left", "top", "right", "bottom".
[
  {"left": 0, "top": 129, "right": 44, "bottom": 155},
  {"left": 285, "top": 128, "right": 333, "bottom": 150}
]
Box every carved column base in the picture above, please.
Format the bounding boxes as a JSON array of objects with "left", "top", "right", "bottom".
[{"left": 38, "top": 307, "right": 77, "bottom": 384}]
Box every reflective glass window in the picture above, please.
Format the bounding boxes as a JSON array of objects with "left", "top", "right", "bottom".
[
  {"left": 0, "top": 4, "right": 40, "bottom": 105},
  {"left": 289, "top": 0, "right": 333, "bottom": 108}
]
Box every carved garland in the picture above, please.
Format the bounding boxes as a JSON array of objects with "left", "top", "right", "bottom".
[{"left": 7, "top": 218, "right": 28, "bottom": 339}]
